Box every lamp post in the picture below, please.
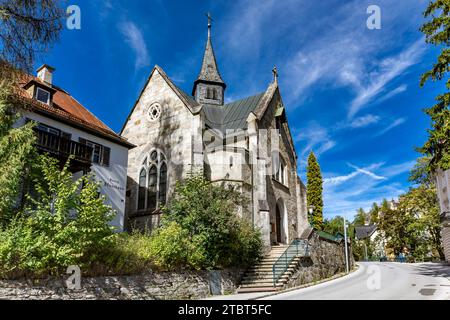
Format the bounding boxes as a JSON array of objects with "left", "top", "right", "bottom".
[{"left": 343, "top": 217, "right": 350, "bottom": 274}]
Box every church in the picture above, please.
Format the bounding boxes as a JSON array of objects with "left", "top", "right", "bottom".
[{"left": 120, "top": 16, "right": 309, "bottom": 247}]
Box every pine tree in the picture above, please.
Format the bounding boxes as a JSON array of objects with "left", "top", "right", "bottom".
[
  {"left": 419, "top": 0, "right": 450, "bottom": 171},
  {"left": 306, "top": 151, "right": 323, "bottom": 230}
]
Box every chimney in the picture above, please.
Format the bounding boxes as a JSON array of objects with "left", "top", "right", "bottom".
[{"left": 37, "top": 64, "right": 55, "bottom": 85}]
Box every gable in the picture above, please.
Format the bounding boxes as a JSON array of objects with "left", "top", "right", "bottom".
[
  {"left": 120, "top": 66, "right": 200, "bottom": 135},
  {"left": 255, "top": 84, "right": 298, "bottom": 162}
]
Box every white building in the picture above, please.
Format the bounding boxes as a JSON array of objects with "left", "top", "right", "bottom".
[
  {"left": 436, "top": 169, "right": 450, "bottom": 262},
  {"left": 15, "top": 65, "right": 135, "bottom": 231}
]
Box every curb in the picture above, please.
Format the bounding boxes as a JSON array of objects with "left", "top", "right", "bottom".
[{"left": 249, "top": 264, "right": 361, "bottom": 300}]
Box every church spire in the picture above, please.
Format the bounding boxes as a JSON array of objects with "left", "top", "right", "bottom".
[{"left": 192, "top": 13, "right": 226, "bottom": 106}]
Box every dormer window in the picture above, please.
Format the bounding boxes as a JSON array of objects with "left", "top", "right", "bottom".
[{"left": 35, "top": 87, "right": 51, "bottom": 104}]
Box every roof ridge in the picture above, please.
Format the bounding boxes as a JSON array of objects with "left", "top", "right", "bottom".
[{"left": 223, "top": 92, "right": 266, "bottom": 107}]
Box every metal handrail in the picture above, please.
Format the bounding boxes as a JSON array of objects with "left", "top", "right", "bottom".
[{"left": 272, "top": 238, "right": 310, "bottom": 286}]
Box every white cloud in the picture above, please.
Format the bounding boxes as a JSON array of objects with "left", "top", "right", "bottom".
[
  {"left": 322, "top": 160, "right": 415, "bottom": 219},
  {"left": 379, "top": 160, "right": 415, "bottom": 178},
  {"left": 377, "top": 84, "right": 408, "bottom": 104},
  {"left": 324, "top": 171, "right": 360, "bottom": 185},
  {"left": 324, "top": 163, "right": 385, "bottom": 186},
  {"left": 295, "top": 122, "right": 336, "bottom": 158},
  {"left": 349, "top": 114, "right": 380, "bottom": 129},
  {"left": 119, "top": 21, "right": 150, "bottom": 70},
  {"left": 348, "top": 163, "right": 387, "bottom": 181},
  {"left": 347, "top": 39, "right": 425, "bottom": 118},
  {"left": 374, "top": 118, "right": 407, "bottom": 137}
]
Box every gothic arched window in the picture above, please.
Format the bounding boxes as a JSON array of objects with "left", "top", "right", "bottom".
[
  {"left": 136, "top": 150, "right": 169, "bottom": 211},
  {"left": 148, "top": 165, "right": 157, "bottom": 210},
  {"left": 272, "top": 152, "right": 288, "bottom": 187},
  {"left": 138, "top": 168, "right": 147, "bottom": 210},
  {"left": 159, "top": 163, "right": 167, "bottom": 205}
]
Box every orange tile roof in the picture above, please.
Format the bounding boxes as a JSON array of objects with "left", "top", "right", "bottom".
[{"left": 17, "top": 74, "right": 134, "bottom": 148}]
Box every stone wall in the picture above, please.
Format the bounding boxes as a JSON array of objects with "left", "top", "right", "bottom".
[
  {"left": 0, "top": 270, "right": 242, "bottom": 300},
  {"left": 286, "top": 232, "right": 354, "bottom": 288},
  {"left": 442, "top": 226, "right": 450, "bottom": 263}
]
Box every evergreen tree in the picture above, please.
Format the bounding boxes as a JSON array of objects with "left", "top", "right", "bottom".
[
  {"left": 419, "top": 0, "right": 450, "bottom": 171},
  {"left": 306, "top": 151, "right": 323, "bottom": 230},
  {"left": 369, "top": 203, "right": 380, "bottom": 225},
  {"left": 353, "top": 208, "right": 368, "bottom": 226}
]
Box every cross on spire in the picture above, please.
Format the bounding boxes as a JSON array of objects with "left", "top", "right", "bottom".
[
  {"left": 206, "top": 12, "right": 213, "bottom": 27},
  {"left": 272, "top": 66, "right": 279, "bottom": 83},
  {"left": 206, "top": 12, "right": 213, "bottom": 38}
]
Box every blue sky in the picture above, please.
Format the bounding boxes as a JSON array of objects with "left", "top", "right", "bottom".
[{"left": 38, "top": 0, "right": 443, "bottom": 220}]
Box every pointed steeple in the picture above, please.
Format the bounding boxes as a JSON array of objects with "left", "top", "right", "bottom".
[{"left": 193, "top": 13, "right": 226, "bottom": 106}]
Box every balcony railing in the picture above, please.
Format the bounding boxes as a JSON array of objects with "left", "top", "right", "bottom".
[{"left": 34, "top": 128, "right": 93, "bottom": 164}]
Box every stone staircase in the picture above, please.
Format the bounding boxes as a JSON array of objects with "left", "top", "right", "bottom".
[{"left": 237, "top": 245, "right": 303, "bottom": 293}]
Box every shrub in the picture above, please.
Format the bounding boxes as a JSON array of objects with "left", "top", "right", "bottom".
[
  {"left": 150, "top": 174, "right": 263, "bottom": 270},
  {"left": 0, "top": 155, "right": 116, "bottom": 278},
  {"left": 89, "top": 232, "right": 156, "bottom": 276},
  {"left": 147, "top": 221, "right": 194, "bottom": 270}
]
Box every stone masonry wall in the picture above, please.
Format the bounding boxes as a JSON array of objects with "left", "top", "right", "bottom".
[
  {"left": 0, "top": 270, "right": 242, "bottom": 300},
  {"left": 122, "top": 69, "right": 200, "bottom": 231},
  {"left": 259, "top": 91, "right": 304, "bottom": 245},
  {"left": 442, "top": 226, "right": 450, "bottom": 263},
  {"left": 286, "top": 232, "right": 355, "bottom": 289}
]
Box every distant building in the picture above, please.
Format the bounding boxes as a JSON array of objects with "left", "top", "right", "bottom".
[
  {"left": 436, "top": 169, "right": 450, "bottom": 263},
  {"left": 14, "top": 65, "right": 135, "bottom": 230},
  {"left": 355, "top": 225, "right": 385, "bottom": 259}
]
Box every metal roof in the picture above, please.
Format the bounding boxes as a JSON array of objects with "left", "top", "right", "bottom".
[{"left": 203, "top": 93, "right": 265, "bottom": 132}]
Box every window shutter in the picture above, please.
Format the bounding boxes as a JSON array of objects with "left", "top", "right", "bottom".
[{"left": 102, "top": 146, "right": 111, "bottom": 166}]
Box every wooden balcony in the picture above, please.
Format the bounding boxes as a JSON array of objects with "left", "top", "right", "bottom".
[{"left": 34, "top": 128, "right": 93, "bottom": 165}]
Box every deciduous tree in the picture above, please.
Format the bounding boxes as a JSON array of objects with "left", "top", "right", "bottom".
[
  {"left": 0, "top": 0, "right": 64, "bottom": 75},
  {"left": 419, "top": 0, "right": 450, "bottom": 171}
]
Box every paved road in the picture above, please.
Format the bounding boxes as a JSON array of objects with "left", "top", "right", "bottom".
[{"left": 261, "top": 262, "right": 450, "bottom": 300}]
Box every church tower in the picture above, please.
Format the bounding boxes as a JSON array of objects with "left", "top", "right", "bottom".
[{"left": 192, "top": 13, "right": 226, "bottom": 106}]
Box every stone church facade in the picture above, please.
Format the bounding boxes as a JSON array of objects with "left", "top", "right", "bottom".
[{"left": 121, "top": 18, "right": 309, "bottom": 247}]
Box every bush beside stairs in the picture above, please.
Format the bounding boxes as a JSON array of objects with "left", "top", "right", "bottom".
[{"left": 237, "top": 245, "right": 304, "bottom": 293}]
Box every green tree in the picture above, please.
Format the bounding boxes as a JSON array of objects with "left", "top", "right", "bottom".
[
  {"left": 419, "top": 0, "right": 450, "bottom": 171},
  {"left": 306, "top": 151, "right": 323, "bottom": 230},
  {"left": 400, "top": 186, "right": 444, "bottom": 261},
  {"left": 353, "top": 208, "right": 368, "bottom": 226},
  {"left": 0, "top": 80, "right": 37, "bottom": 225},
  {"left": 377, "top": 199, "right": 413, "bottom": 256},
  {"left": 369, "top": 203, "right": 380, "bottom": 225},
  {"left": 409, "top": 156, "right": 435, "bottom": 187},
  {"left": 0, "top": 0, "right": 65, "bottom": 223},
  {"left": 323, "top": 216, "right": 344, "bottom": 236}
]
